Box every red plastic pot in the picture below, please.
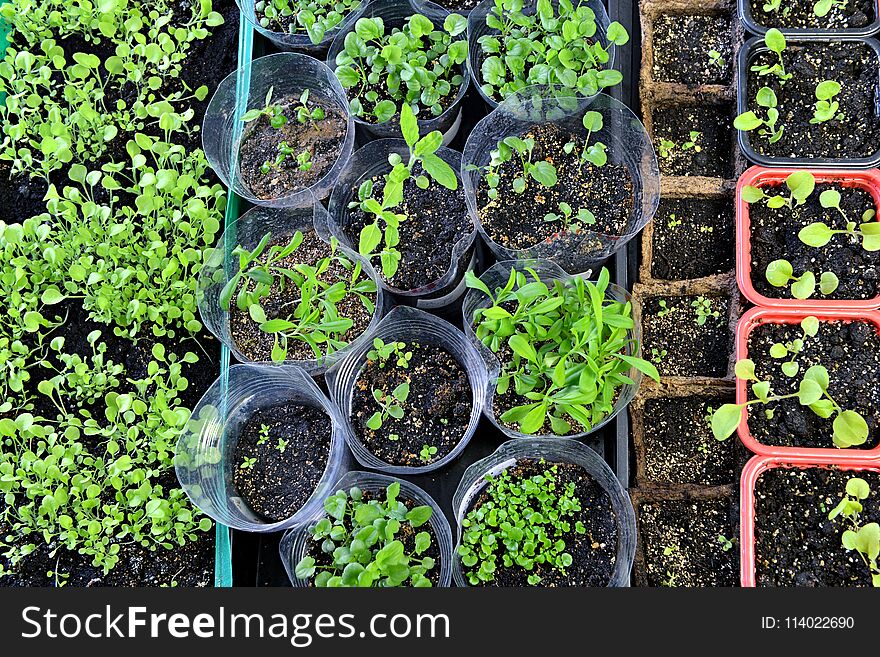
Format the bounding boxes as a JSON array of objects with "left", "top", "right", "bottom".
[
  {"left": 735, "top": 306, "right": 880, "bottom": 460},
  {"left": 736, "top": 166, "right": 880, "bottom": 311},
  {"left": 740, "top": 453, "right": 880, "bottom": 587}
]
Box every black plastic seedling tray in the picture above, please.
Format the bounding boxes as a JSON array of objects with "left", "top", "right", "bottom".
[{"left": 228, "top": 0, "right": 641, "bottom": 587}]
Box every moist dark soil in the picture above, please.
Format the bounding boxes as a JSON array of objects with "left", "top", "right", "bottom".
[
  {"left": 229, "top": 230, "right": 376, "bottom": 362},
  {"left": 746, "top": 42, "right": 880, "bottom": 159},
  {"left": 637, "top": 495, "right": 738, "bottom": 587},
  {"left": 304, "top": 491, "right": 443, "bottom": 587},
  {"left": 653, "top": 104, "right": 735, "bottom": 177},
  {"left": 477, "top": 123, "right": 635, "bottom": 250},
  {"left": 434, "top": 0, "right": 480, "bottom": 11},
  {"left": 0, "top": 162, "right": 49, "bottom": 223},
  {"left": 750, "top": 182, "right": 880, "bottom": 300},
  {"left": 641, "top": 394, "right": 742, "bottom": 486},
  {"left": 754, "top": 467, "right": 880, "bottom": 586},
  {"left": 467, "top": 460, "right": 618, "bottom": 587},
  {"left": 351, "top": 342, "right": 471, "bottom": 467},
  {"left": 749, "top": 0, "right": 874, "bottom": 30},
  {"left": 233, "top": 402, "right": 332, "bottom": 522},
  {"left": 641, "top": 294, "right": 732, "bottom": 377},
  {"left": 747, "top": 319, "right": 880, "bottom": 449},
  {"left": 650, "top": 196, "right": 735, "bottom": 280},
  {"left": 651, "top": 13, "right": 735, "bottom": 86},
  {"left": 345, "top": 161, "right": 471, "bottom": 291},
  {"left": 238, "top": 96, "right": 347, "bottom": 200}
]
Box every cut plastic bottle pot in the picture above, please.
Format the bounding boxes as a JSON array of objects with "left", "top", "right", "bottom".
[
  {"left": 461, "top": 259, "right": 645, "bottom": 441},
  {"left": 738, "top": 0, "right": 880, "bottom": 38},
  {"left": 451, "top": 438, "right": 636, "bottom": 587},
  {"left": 279, "top": 471, "right": 453, "bottom": 587},
  {"left": 174, "top": 364, "right": 352, "bottom": 533},
  {"left": 326, "top": 306, "right": 493, "bottom": 474},
  {"left": 736, "top": 166, "right": 880, "bottom": 310},
  {"left": 202, "top": 52, "right": 355, "bottom": 207},
  {"left": 462, "top": 88, "right": 660, "bottom": 275},
  {"left": 235, "top": 0, "right": 366, "bottom": 53}
]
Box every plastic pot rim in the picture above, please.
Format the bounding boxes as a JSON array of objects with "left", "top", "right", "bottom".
[{"left": 234, "top": 0, "right": 367, "bottom": 53}]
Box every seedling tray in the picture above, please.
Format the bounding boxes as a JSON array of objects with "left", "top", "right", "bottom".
[{"left": 737, "top": 0, "right": 880, "bottom": 38}]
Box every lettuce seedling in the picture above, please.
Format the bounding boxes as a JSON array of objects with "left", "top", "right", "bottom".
[
  {"left": 366, "top": 382, "right": 410, "bottom": 430},
  {"left": 799, "top": 209, "right": 880, "bottom": 252},
  {"left": 814, "top": 0, "right": 848, "bottom": 17},
  {"left": 563, "top": 110, "right": 608, "bottom": 170},
  {"left": 735, "top": 86, "right": 784, "bottom": 144},
  {"left": 765, "top": 260, "right": 839, "bottom": 299},
  {"left": 543, "top": 201, "right": 596, "bottom": 232},
  {"left": 828, "top": 477, "right": 880, "bottom": 587},
  {"left": 367, "top": 338, "right": 412, "bottom": 369},
  {"left": 811, "top": 80, "right": 842, "bottom": 124},
  {"left": 708, "top": 50, "right": 725, "bottom": 70},
  {"left": 419, "top": 444, "right": 438, "bottom": 462},
  {"left": 255, "top": 0, "right": 361, "bottom": 44},
  {"left": 750, "top": 28, "right": 791, "bottom": 82},
  {"left": 742, "top": 170, "right": 814, "bottom": 209},
  {"left": 241, "top": 86, "right": 289, "bottom": 129},
  {"left": 691, "top": 296, "right": 720, "bottom": 326}
]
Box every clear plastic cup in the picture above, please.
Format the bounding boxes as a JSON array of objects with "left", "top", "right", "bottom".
[
  {"left": 278, "top": 470, "right": 454, "bottom": 586},
  {"left": 461, "top": 88, "right": 660, "bottom": 274},
  {"left": 325, "top": 305, "right": 495, "bottom": 474},
  {"left": 451, "top": 438, "right": 636, "bottom": 586},
  {"left": 197, "top": 194, "right": 385, "bottom": 374},
  {"left": 461, "top": 258, "right": 644, "bottom": 440},
  {"left": 323, "top": 138, "right": 477, "bottom": 303},
  {"left": 174, "top": 364, "right": 352, "bottom": 533},
  {"left": 466, "top": 0, "right": 615, "bottom": 109},
  {"left": 327, "top": 0, "right": 470, "bottom": 142},
  {"left": 235, "top": 0, "right": 366, "bottom": 54},
  {"left": 202, "top": 52, "right": 355, "bottom": 207}
]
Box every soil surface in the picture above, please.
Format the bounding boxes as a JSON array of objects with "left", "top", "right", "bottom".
[
  {"left": 467, "top": 460, "right": 619, "bottom": 587},
  {"left": 351, "top": 342, "right": 471, "bottom": 467},
  {"left": 641, "top": 394, "right": 741, "bottom": 486},
  {"left": 748, "top": 0, "right": 874, "bottom": 30},
  {"left": 233, "top": 402, "right": 332, "bottom": 523},
  {"left": 477, "top": 123, "right": 635, "bottom": 250},
  {"left": 434, "top": 0, "right": 480, "bottom": 10},
  {"left": 651, "top": 13, "right": 735, "bottom": 86},
  {"left": 651, "top": 196, "right": 735, "bottom": 280},
  {"left": 747, "top": 319, "right": 880, "bottom": 449},
  {"left": 638, "top": 495, "right": 739, "bottom": 587},
  {"left": 754, "top": 467, "right": 880, "bottom": 586},
  {"left": 229, "top": 230, "right": 376, "bottom": 362},
  {"left": 746, "top": 42, "right": 880, "bottom": 159},
  {"left": 653, "top": 104, "right": 735, "bottom": 177},
  {"left": 344, "top": 161, "right": 471, "bottom": 291},
  {"left": 238, "top": 95, "right": 347, "bottom": 200},
  {"left": 749, "top": 182, "right": 880, "bottom": 300},
  {"left": 642, "top": 294, "right": 732, "bottom": 378}
]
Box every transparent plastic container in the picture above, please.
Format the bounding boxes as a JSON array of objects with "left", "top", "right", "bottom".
[
  {"left": 461, "top": 259, "right": 644, "bottom": 440},
  {"left": 324, "top": 138, "right": 477, "bottom": 303},
  {"left": 467, "top": 0, "right": 615, "bottom": 109},
  {"left": 174, "top": 364, "right": 352, "bottom": 533},
  {"left": 197, "top": 195, "right": 385, "bottom": 374},
  {"left": 202, "top": 52, "right": 355, "bottom": 207},
  {"left": 279, "top": 471, "right": 454, "bottom": 586},
  {"left": 325, "top": 306, "right": 494, "bottom": 474},
  {"left": 451, "top": 438, "right": 636, "bottom": 587},
  {"left": 235, "top": 0, "right": 366, "bottom": 54},
  {"left": 327, "top": 0, "right": 470, "bottom": 142},
  {"left": 462, "top": 88, "right": 660, "bottom": 274}
]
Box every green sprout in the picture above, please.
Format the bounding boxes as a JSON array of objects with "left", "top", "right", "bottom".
[
  {"left": 241, "top": 86, "right": 289, "bottom": 129},
  {"left": 419, "top": 444, "right": 438, "bottom": 463},
  {"left": 828, "top": 477, "right": 880, "bottom": 587},
  {"left": 366, "top": 382, "right": 410, "bottom": 431}
]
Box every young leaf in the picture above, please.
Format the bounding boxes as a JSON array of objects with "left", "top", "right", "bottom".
[{"left": 712, "top": 404, "right": 744, "bottom": 441}]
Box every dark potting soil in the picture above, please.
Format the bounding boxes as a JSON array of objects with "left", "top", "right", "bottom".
[
  {"left": 746, "top": 42, "right": 880, "bottom": 159},
  {"left": 748, "top": 0, "right": 875, "bottom": 30},
  {"left": 637, "top": 495, "right": 738, "bottom": 587},
  {"left": 651, "top": 13, "right": 735, "bottom": 86},
  {"left": 351, "top": 342, "right": 471, "bottom": 467},
  {"left": 652, "top": 104, "right": 735, "bottom": 178},
  {"left": 747, "top": 319, "right": 880, "bottom": 449},
  {"left": 642, "top": 394, "right": 742, "bottom": 486},
  {"left": 304, "top": 491, "right": 443, "bottom": 587},
  {"left": 641, "top": 294, "right": 732, "bottom": 378},
  {"left": 238, "top": 96, "right": 347, "bottom": 201},
  {"left": 650, "top": 196, "right": 735, "bottom": 280},
  {"left": 754, "top": 467, "right": 880, "bottom": 586},
  {"left": 749, "top": 182, "right": 880, "bottom": 300},
  {"left": 468, "top": 460, "right": 618, "bottom": 587},
  {"left": 0, "top": 162, "right": 49, "bottom": 223},
  {"left": 477, "top": 122, "right": 635, "bottom": 251},
  {"left": 345, "top": 161, "right": 471, "bottom": 291},
  {"left": 233, "top": 402, "right": 332, "bottom": 523},
  {"left": 229, "top": 230, "right": 376, "bottom": 362},
  {"left": 433, "top": 0, "right": 480, "bottom": 11}
]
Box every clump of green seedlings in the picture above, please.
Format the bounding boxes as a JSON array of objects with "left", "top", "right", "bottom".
[
  {"left": 219, "top": 230, "right": 377, "bottom": 362},
  {"left": 667, "top": 213, "right": 682, "bottom": 229},
  {"left": 650, "top": 347, "right": 668, "bottom": 364},
  {"left": 419, "top": 444, "right": 438, "bottom": 463},
  {"left": 334, "top": 13, "right": 468, "bottom": 123},
  {"left": 708, "top": 49, "right": 725, "bottom": 70},
  {"left": 241, "top": 86, "right": 290, "bottom": 129},
  {"left": 711, "top": 316, "right": 870, "bottom": 448},
  {"left": 349, "top": 105, "right": 458, "bottom": 280},
  {"left": 254, "top": 0, "right": 362, "bottom": 45},
  {"left": 657, "top": 299, "right": 675, "bottom": 317},
  {"left": 458, "top": 462, "right": 586, "bottom": 585},
  {"left": 367, "top": 338, "right": 413, "bottom": 369},
  {"left": 658, "top": 131, "right": 702, "bottom": 159},
  {"left": 466, "top": 267, "right": 659, "bottom": 435},
  {"left": 691, "top": 296, "right": 720, "bottom": 326},
  {"left": 718, "top": 534, "right": 734, "bottom": 552},
  {"left": 478, "top": 0, "right": 628, "bottom": 101},
  {"left": 828, "top": 477, "right": 880, "bottom": 587},
  {"left": 259, "top": 142, "right": 313, "bottom": 175},
  {"left": 294, "top": 482, "right": 437, "bottom": 587},
  {"left": 366, "top": 382, "right": 410, "bottom": 431}
]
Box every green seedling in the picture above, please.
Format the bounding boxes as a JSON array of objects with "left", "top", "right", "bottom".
[
  {"left": 367, "top": 338, "right": 413, "bottom": 369},
  {"left": 799, "top": 209, "right": 880, "bottom": 252},
  {"left": 240, "top": 457, "right": 257, "bottom": 470},
  {"left": 657, "top": 299, "right": 675, "bottom": 317},
  {"left": 667, "top": 213, "right": 682, "bottom": 228},
  {"left": 718, "top": 534, "right": 734, "bottom": 551},
  {"left": 419, "top": 444, "right": 438, "bottom": 463},
  {"left": 543, "top": 202, "right": 596, "bottom": 233},
  {"left": 735, "top": 86, "right": 784, "bottom": 144},
  {"left": 241, "top": 86, "right": 289, "bottom": 129},
  {"left": 292, "top": 89, "right": 325, "bottom": 126},
  {"left": 366, "top": 382, "right": 411, "bottom": 430},
  {"left": 750, "top": 28, "right": 791, "bottom": 82},
  {"left": 814, "top": 0, "right": 849, "bottom": 17},
  {"left": 257, "top": 424, "right": 271, "bottom": 446},
  {"left": 741, "top": 170, "right": 815, "bottom": 210},
  {"left": 563, "top": 111, "right": 608, "bottom": 171},
  {"left": 811, "top": 80, "right": 842, "bottom": 124},
  {"left": 767, "top": 315, "right": 818, "bottom": 378},
  {"left": 828, "top": 477, "right": 880, "bottom": 587},
  {"left": 255, "top": 0, "right": 362, "bottom": 45},
  {"left": 480, "top": 135, "right": 558, "bottom": 198},
  {"left": 708, "top": 49, "right": 725, "bottom": 69},
  {"left": 691, "top": 296, "right": 720, "bottom": 326},
  {"left": 765, "top": 259, "right": 839, "bottom": 300}
]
